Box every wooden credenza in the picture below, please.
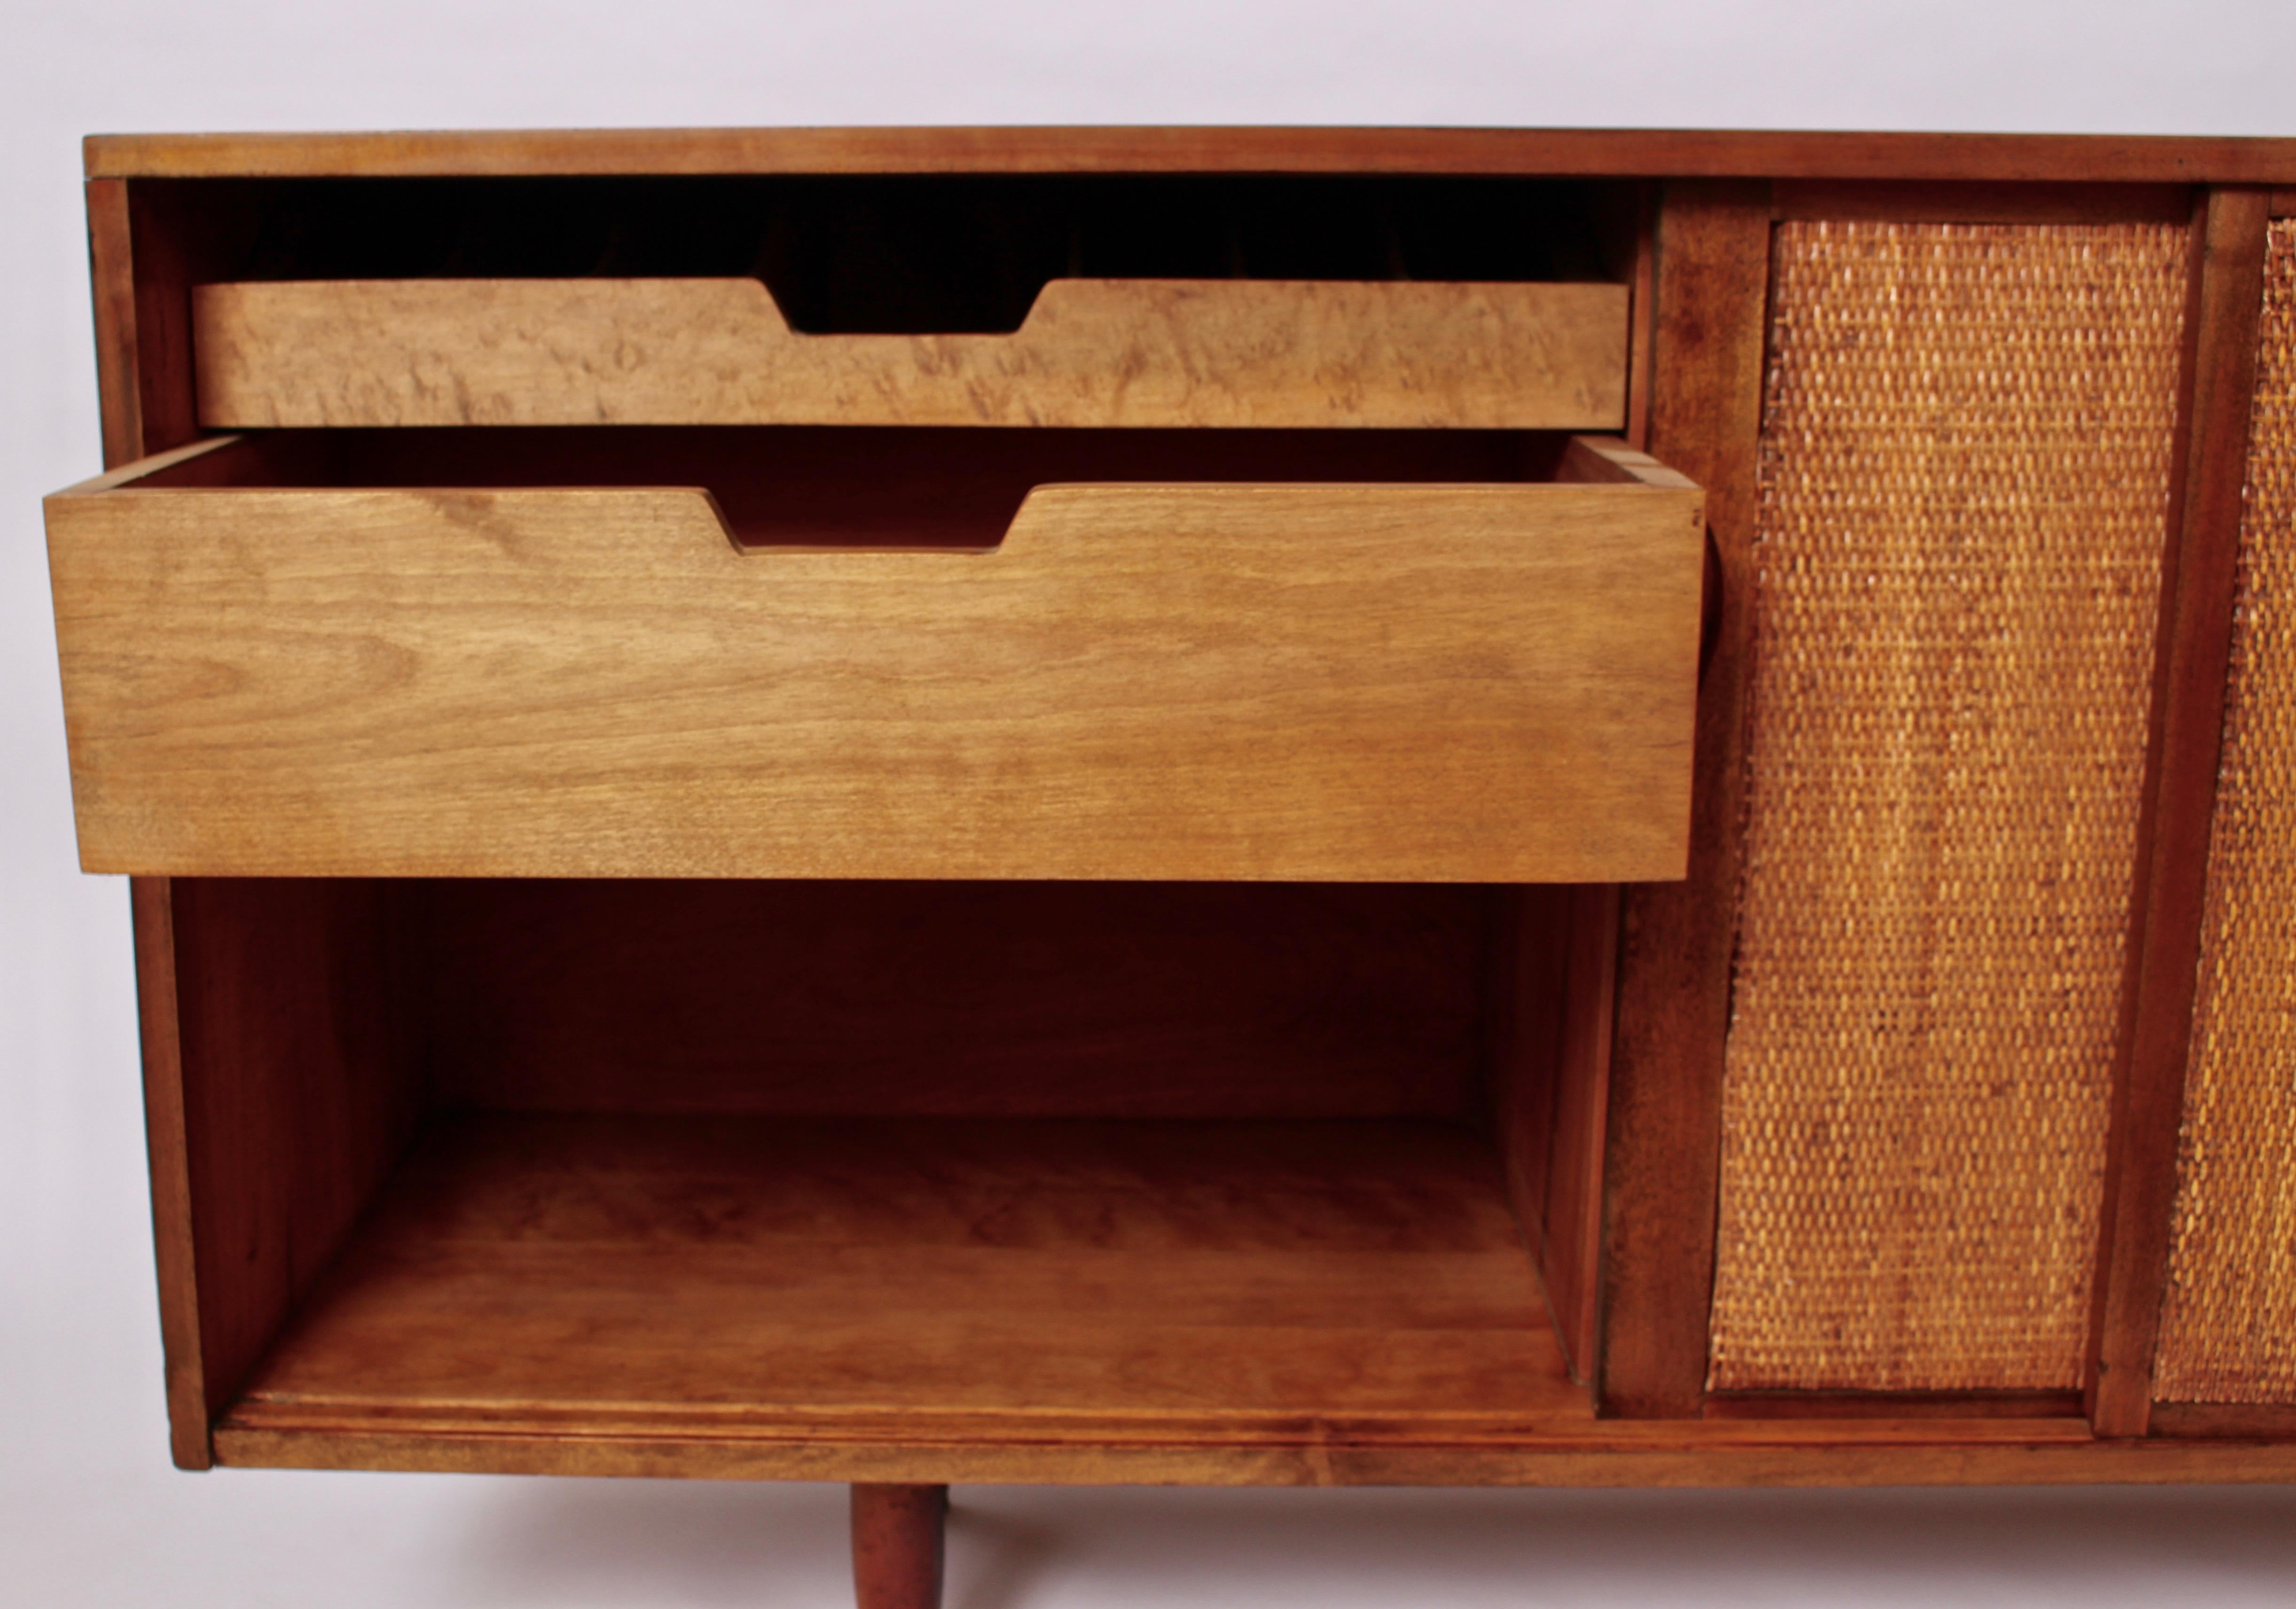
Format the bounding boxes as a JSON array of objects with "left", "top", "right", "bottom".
[{"left": 49, "top": 128, "right": 2296, "bottom": 1609}]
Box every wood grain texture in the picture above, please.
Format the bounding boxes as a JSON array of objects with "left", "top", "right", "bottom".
[
  {"left": 95, "top": 181, "right": 215, "bottom": 1469},
  {"left": 2149, "top": 1403, "right": 2296, "bottom": 1438},
  {"left": 1544, "top": 886, "right": 1619, "bottom": 1378},
  {"left": 47, "top": 443, "right": 1704, "bottom": 883},
  {"left": 1624, "top": 188, "right": 1657, "bottom": 450},
  {"left": 2085, "top": 188, "right": 2272, "bottom": 1437},
  {"left": 83, "top": 128, "right": 2296, "bottom": 184},
  {"left": 1554, "top": 433, "right": 1700, "bottom": 490},
  {"left": 120, "top": 182, "right": 202, "bottom": 457},
  {"left": 128, "top": 877, "right": 209, "bottom": 1468},
  {"left": 417, "top": 879, "right": 1489, "bottom": 1119},
  {"left": 86, "top": 180, "right": 143, "bottom": 468},
  {"left": 221, "top": 1114, "right": 1583, "bottom": 1440},
  {"left": 192, "top": 278, "right": 1628, "bottom": 431},
  {"left": 1599, "top": 182, "right": 1772, "bottom": 1417},
  {"left": 1488, "top": 883, "right": 1616, "bottom": 1386},
  {"left": 170, "top": 879, "right": 423, "bottom": 1426},
  {"left": 209, "top": 1424, "right": 2296, "bottom": 1488},
  {"left": 413, "top": 877, "right": 1488, "bottom": 1115},
  {"left": 853, "top": 1485, "right": 946, "bottom": 1609},
  {"left": 1487, "top": 887, "right": 1572, "bottom": 1365}
]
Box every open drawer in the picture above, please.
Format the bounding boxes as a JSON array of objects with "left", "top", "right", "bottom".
[
  {"left": 45, "top": 429, "right": 1704, "bottom": 882},
  {"left": 192, "top": 278, "right": 1629, "bottom": 431}
]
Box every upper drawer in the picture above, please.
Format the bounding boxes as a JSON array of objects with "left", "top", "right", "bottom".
[
  {"left": 191, "top": 278, "right": 1629, "bottom": 431},
  {"left": 45, "top": 429, "right": 1701, "bottom": 883}
]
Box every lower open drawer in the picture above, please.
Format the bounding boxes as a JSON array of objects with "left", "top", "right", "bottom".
[{"left": 47, "top": 429, "right": 1702, "bottom": 883}]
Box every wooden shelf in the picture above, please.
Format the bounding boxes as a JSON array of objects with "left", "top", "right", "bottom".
[{"left": 219, "top": 1112, "right": 1581, "bottom": 1454}]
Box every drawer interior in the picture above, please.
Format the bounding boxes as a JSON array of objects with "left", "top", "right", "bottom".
[
  {"left": 169, "top": 877, "right": 1602, "bottom": 1453},
  {"left": 179, "top": 174, "right": 1639, "bottom": 432},
  {"left": 134, "top": 424, "right": 1574, "bottom": 548}
]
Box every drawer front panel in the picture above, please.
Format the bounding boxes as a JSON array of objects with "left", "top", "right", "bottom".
[
  {"left": 46, "top": 471, "right": 1702, "bottom": 882},
  {"left": 1708, "top": 219, "right": 2189, "bottom": 1391},
  {"left": 2155, "top": 218, "right": 2296, "bottom": 1407},
  {"left": 193, "top": 278, "right": 1629, "bottom": 432}
]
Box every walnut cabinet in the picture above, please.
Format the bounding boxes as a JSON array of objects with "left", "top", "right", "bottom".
[{"left": 47, "top": 129, "right": 2296, "bottom": 1609}]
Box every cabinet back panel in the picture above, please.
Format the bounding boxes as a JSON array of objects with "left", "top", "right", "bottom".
[
  {"left": 2155, "top": 219, "right": 2296, "bottom": 1406},
  {"left": 1708, "top": 219, "right": 2187, "bottom": 1391},
  {"left": 416, "top": 879, "right": 1494, "bottom": 1119}
]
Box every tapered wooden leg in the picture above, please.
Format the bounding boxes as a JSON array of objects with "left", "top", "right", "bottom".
[{"left": 851, "top": 1483, "right": 947, "bottom": 1609}]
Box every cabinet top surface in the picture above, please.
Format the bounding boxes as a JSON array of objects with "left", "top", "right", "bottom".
[{"left": 81, "top": 126, "right": 2296, "bottom": 183}]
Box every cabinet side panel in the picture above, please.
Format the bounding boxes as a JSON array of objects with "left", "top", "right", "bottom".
[
  {"left": 1543, "top": 884, "right": 1619, "bottom": 1375},
  {"left": 2154, "top": 219, "right": 2296, "bottom": 1406},
  {"left": 1708, "top": 220, "right": 2188, "bottom": 1391},
  {"left": 129, "top": 878, "right": 210, "bottom": 1467},
  {"left": 87, "top": 179, "right": 143, "bottom": 468},
  {"left": 1489, "top": 887, "right": 1573, "bottom": 1366},
  {"left": 172, "top": 880, "right": 423, "bottom": 1415}
]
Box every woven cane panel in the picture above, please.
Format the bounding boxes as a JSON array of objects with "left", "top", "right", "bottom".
[
  {"left": 1708, "top": 220, "right": 2189, "bottom": 1391},
  {"left": 2155, "top": 220, "right": 2296, "bottom": 1405}
]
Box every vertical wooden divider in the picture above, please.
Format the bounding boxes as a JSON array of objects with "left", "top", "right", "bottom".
[
  {"left": 1624, "top": 184, "right": 1659, "bottom": 452},
  {"left": 1597, "top": 181, "right": 1772, "bottom": 1418},
  {"left": 2086, "top": 187, "right": 2273, "bottom": 1438}
]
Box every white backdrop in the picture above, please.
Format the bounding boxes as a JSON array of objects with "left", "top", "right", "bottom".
[{"left": 4, "top": 4, "right": 2294, "bottom": 1604}]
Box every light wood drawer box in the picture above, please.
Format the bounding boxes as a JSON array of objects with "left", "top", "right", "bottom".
[
  {"left": 46, "top": 428, "right": 1703, "bottom": 883},
  {"left": 192, "top": 276, "right": 1630, "bottom": 431}
]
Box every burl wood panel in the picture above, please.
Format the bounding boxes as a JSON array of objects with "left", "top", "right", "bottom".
[
  {"left": 46, "top": 443, "right": 1703, "bottom": 883},
  {"left": 192, "top": 278, "right": 1629, "bottom": 431},
  {"left": 416, "top": 879, "right": 1489, "bottom": 1119}
]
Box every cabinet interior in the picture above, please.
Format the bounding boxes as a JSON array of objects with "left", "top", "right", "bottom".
[
  {"left": 161, "top": 173, "right": 1640, "bottom": 332},
  {"left": 140, "top": 425, "right": 1576, "bottom": 549},
  {"left": 168, "top": 877, "right": 1606, "bottom": 1443}
]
